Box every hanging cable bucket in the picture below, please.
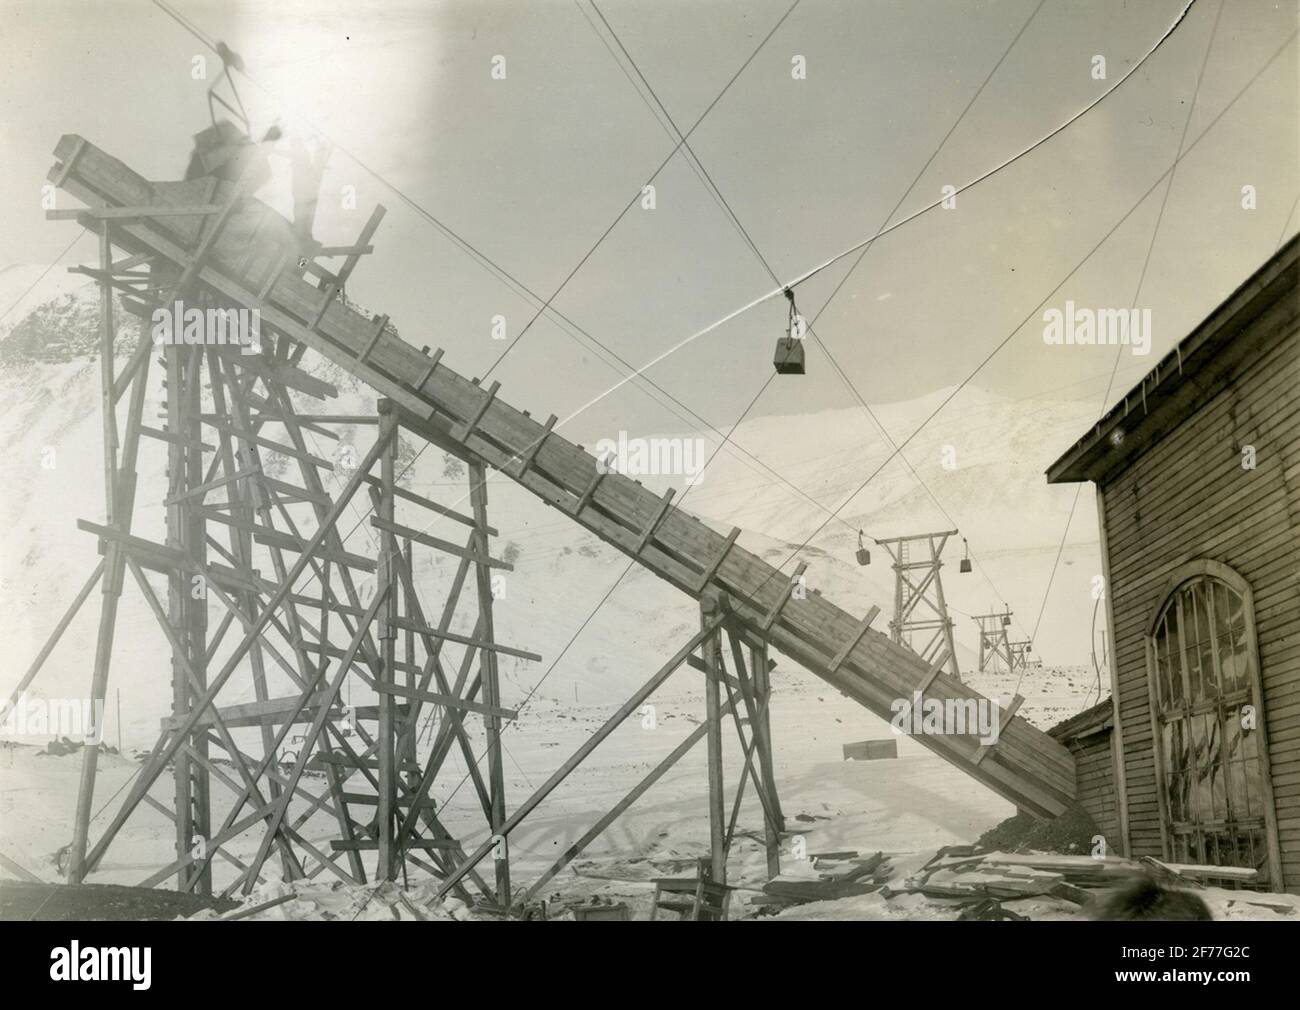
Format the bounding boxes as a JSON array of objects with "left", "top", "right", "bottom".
[{"left": 773, "top": 287, "right": 806, "bottom": 374}]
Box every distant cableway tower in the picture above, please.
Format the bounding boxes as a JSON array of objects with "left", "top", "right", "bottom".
[
  {"left": 973, "top": 608, "right": 1016, "bottom": 673},
  {"left": 874, "top": 531, "right": 962, "bottom": 682}
]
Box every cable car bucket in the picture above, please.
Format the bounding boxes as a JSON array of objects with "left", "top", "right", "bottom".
[{"left": 773, "top": 287, "right": 806, "bottom": 375}]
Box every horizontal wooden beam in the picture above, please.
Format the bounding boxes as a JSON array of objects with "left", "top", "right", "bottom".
[
  {"left": 373, "top": 682, "right": 516, "bottom": 721},
  {"left": 370, "top": 517, "right": 510, "bottom": 570},
  {"left": 47, "top": 204, "right": 224, "bottom": 220}
]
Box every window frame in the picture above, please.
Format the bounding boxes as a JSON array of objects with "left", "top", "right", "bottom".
[{"left": 1143, "top": 559, "right": 1283, "bottom": 891}]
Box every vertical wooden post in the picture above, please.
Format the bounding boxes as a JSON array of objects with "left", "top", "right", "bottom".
[
  {"left": 401, "top": 536, "right": 417, "bottom": 775},
  {"left": 701, "top": 593, "right": 726, "bottom": 883},
  {"left": 929, "top": 537, "right": 961, "bottom": 683},
  {"left": 470, "top": 459, "right": 510, "bottom": 906},
  {"left": 749, "top": 639, "right": 782, "bottom": 878},
  {"left": 1095, "top": 485, "right": 1130, "bottom": 855},
  {"left": 97, "top": 224, "right": 118, "bottom": 520},
  {"left": 178, "top": 347, "right": 211, "bottom": 894},
  {"left": 376, "top": 401, "right": 399, "bottom": 881},
  {"left": 68, "top": 227, "right": 124, "bottom": 883}
]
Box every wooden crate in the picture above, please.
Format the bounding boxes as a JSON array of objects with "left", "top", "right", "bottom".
[{"left": 842, "top": 739, "right": 898, "bottom": 761}]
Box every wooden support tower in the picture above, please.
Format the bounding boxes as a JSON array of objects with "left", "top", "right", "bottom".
[
  {"left": 1009, "top": 640, "right": 1035, "bottom": 671},
  {"left": 874, "top": 530, "right": 962, "bottom": 682},
  {"left": 973, "top": 609, "right": 1016, "bottom": 674},
  {"left": 42, "top": 190, "right": 538, "bottom": 898}
]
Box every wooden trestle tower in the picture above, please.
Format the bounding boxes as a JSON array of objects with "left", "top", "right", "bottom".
[
  {"left": 973, "top": 609, "right": 1016, "bottom": 674},
  {"left": 12, "top": 134, "right": 1075, "bottom": 907},
  {"left": 874, "top": 530, "right": 962, "bottom": 682}
]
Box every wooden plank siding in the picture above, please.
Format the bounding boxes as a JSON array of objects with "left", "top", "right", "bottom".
[
  {"left": 1049, "top": 703, "right": 1121, "bottom": 850},
  {"left": 1095, "top": 273, "right": 1300, "bottom": 889},
  {"left": 1072, "top": 734, "right": 1120, "bottom": 847}
]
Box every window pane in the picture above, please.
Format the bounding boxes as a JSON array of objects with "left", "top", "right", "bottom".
[
  {"left": 1230, "top": 761, "right": 1249, "bottom": 819},
  {"left": 1245, "top": 753, "right": 1263, "bottom": 814},
  {"left": 1223, "top": 708, "right": 1243, "bottom": 762},
  {"left": 1172, "top": 719, "right": 1188, "bottom": 771},
  {"left": 1190, "top": 713, "right": 1209, "bottom": 771},
  {"left": 1154, "top": 636, "right": 1171, "bottom": 708},
  {"left": 1180, "top": 591, "right": 1204, "bottom": 703},
  {"left": 1165, "top": 605, "right": 1184, "bottom": 706},
  {"left": 1214, "top": 585, "right": 1245, "bottom": 695},
  {"left": 1195, "top": 584, "right": 1219, "bottom": 700}
]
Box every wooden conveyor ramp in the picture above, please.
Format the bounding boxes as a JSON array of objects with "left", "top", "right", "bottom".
[{"left": 49, "top": 135, "right": 1075, "bottom": 818}]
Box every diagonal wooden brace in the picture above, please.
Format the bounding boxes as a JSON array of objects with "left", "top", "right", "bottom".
[
  {"left": 828, "top": 605, "right": 881, "bottom": 674},
  {"left": 453, "top": 380, "right": 500, "bottom": 443},
  {"left": 972, "top": 694, "right": 1024, "bottom": 766},
  {"left": 513, "top": 414, "right": 556, "bottom": 480},
  {"left": 635, "top": 489, "right": 675, "bottom": 554},
  {"left": 695, "top": 527, "right": 740, "bottom": 595},
  {"left": 572, "top": 468, "right": 606, "bottom": 516},
  {"left": 760, "top": 562, "right": 807, "bottom": 633},
  {"left": 357, "top": 314, "right": 388, "bottom": 367}
]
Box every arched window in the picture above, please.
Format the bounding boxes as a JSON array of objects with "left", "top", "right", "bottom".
[{"left": 1146, "top": 562, "right": 1279, "bottom": 885}]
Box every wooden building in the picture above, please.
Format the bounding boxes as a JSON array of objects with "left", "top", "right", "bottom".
[
  {"left": 1047, "top": 235, "right": 1300, "bottom": 892},
  {"left": 1047, "top": 700, "right": 1120, "bottom": 847}
]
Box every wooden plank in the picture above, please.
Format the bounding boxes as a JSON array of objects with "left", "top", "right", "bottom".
[
  {"left": 972, "top": 694, "right": 1024, "bottom": 767},
  {"left": 47, "top": 204, "right": 224, "bottom": 220},
  {"left": 370, "top": 517, "right": 511, "bottom": 570},
  {"left": 512, "top": 413, "right": 555, "bottom": 479},
  {"left": 380, "top": 615, "right": 541, "bottom": 663},
  {"left": 335, "top": 204, "right": 386, "bottom": 288},
  {"left": 829, "top": 606, "right": 881, "bottom": 673},
  {"left": 454, "top": 380, "right": 500, "bottom": 442},
  {"left": 761, "top": 562, "right": 807, "bottom": 632},
  {"left": 695, "top": 526, "right": 740, "bottom": 594},
  {"left": 636, "top": 489, "right": 675, "bottom": 553},
  {"left": 372, "top": 681, "right": 517, "bottom": 721},
  {"left": 357, "top": 314, "right": 389, "bottom": 366}
]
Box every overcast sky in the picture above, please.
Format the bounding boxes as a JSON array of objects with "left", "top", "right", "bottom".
[{"left": 2, "top": 0, "right": 1296, "bottom": 447}]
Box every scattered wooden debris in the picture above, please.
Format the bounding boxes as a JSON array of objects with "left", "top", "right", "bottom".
[
  {"left": 957, "top": 898, "right": 1028, "bottom": 921},
  {"left": 750, "top": 851, "right": 894, "bottom": 910},
  {"left": 889, "top": 848, "right": 1260, "bottom": 908},
  {"left": 570, "top": 898, "right": 628, "bottom": 922}
]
